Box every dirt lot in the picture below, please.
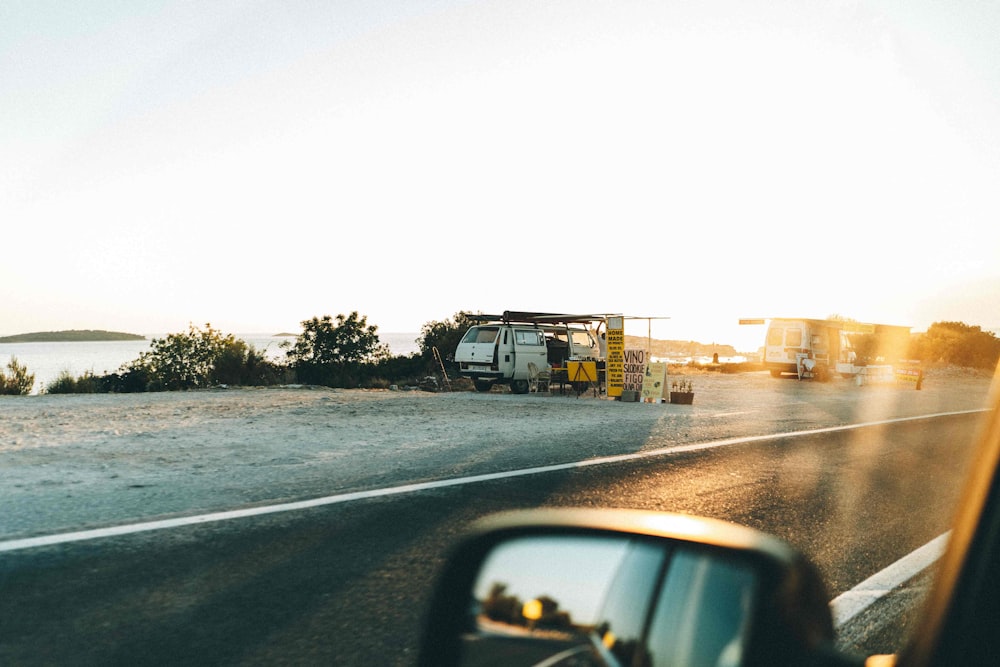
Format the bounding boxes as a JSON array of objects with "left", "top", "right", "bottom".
[{"left": 1, "top": 367, "right": 995, "bottom": 540}]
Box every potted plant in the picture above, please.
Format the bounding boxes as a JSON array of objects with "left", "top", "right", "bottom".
[{"left": 670, "top": 379, "right": 694, "bottom": 405}]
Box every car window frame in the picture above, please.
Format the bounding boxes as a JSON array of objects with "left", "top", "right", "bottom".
[{"left": 901, "top": 369, "right": 1000, "bottom": 666}]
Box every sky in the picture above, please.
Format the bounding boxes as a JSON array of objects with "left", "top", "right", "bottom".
[{"left": 4, "top": 0, "right": 999, "bottom": 352}]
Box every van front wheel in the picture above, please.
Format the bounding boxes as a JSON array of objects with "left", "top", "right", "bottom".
[
  {"left": 510, "top": 379, "right": 530, "bottom": 394},
  {"left": 474, "top": 379, "right": 495, "bottom": 393}
]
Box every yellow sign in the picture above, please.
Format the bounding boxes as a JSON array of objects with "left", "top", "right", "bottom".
[
  {"left": 895, "top": 367, "right": 924, "bottom": 389},
  {"left": 842, "top": 322, "right": 876, "bottom": 334},
  {"left": 567, "top": 360, "right": 598, "bottom": 383},
  {"left": 606, "top": 316, "right": 624, "bottom": 397}
]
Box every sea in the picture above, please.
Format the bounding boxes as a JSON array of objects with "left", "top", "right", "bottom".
[{"left": 0, "top": 332, "right": 422, "bottom": 395}]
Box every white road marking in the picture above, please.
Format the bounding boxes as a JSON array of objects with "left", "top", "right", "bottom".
[
  {"left": 0, "top": 409, "right": 984, "bottom": 556},
  {"left": 830, "top": 532, "right": 951, "bottom": 628}
]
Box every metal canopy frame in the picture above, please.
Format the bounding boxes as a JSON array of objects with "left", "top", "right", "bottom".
[
  {"left": 467, "top": 311, "right": 672, "bottom": 358},
  {"left": 469, "top": 311, "right": 670, "bottom": 327}
]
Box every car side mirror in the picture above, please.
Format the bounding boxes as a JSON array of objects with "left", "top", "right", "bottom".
[{"left": 419, "top": 508, "right": 863, "bottom": 667}]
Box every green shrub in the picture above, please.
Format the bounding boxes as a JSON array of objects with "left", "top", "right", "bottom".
[
  {"left": 286, "top": 312, "right": 390, "bottom": 388},
  {"left": 212, "top": 340, "right": 287, "bottom": 386},
  {"left": 417, "top": 311, "right": 478, "bottom": 378},
  {"left": 374, "top": 352, "right": 433, "bottom": 387},
  {"left": 0, "top": 357, "right": 35, "bottom": 395},
  {"left": 98, "top": 366, "right": 152, "bottom": 393},
  {"left": 910, "top": 322, "right": 1000, "bottom": 370},
  {"left": 45, "top": 370, "right": 99, "bottom": 394},
  {"left": 107, "top": 324, "right": 288, "bottom": 392}
]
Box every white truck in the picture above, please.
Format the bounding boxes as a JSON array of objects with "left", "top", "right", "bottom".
[{"left": 455, "top": 311, "right": 604, "bottom": 393}]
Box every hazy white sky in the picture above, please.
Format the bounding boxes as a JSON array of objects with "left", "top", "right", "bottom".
[{"left": 4, "top": 1, "right": 998, "bottom": 350}]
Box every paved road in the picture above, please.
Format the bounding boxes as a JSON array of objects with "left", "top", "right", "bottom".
[{"left": 0, "top": 408, "right": 983, "bottom": 665}]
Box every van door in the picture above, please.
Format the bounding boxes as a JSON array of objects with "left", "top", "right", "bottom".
[
  {"left": 835, "top": 330, "right": 858, "bottom": 376},
  {"left": 764, "top": 324, "right": 785, "bottom": 366},
  {"left": 455, "top": 326, "right": 500, "bottom": 369},
  {"left": 495, "top": 327, "right": 515, "bottom": 378},
  {"left": 764, "top": 321, "right": 805, "bottom": 376},
  {"left": 509, "top": 328, "right": 548, "bottom": 393},
  {"left": 510, "top": 328, "right": 547, "bottom": 374}
]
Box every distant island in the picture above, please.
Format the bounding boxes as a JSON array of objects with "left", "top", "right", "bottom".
[{"left": 0, "top": 330, "right": 147, "bottom": 343}]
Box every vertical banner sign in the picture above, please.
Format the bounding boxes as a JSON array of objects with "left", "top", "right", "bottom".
[
  {"left": 606, "top": 316, "right": 624, "bottom": 397},
  {"left": 623, "top": 348, "right": 646, "bottom": 393}
]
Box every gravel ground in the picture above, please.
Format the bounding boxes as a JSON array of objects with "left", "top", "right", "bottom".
[{"left": 1, "top": 368, "right": 994, "bottom": 540}]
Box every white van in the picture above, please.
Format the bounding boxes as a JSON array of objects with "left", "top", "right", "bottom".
[
  {"left": 762, "top": 318, "right": 856, "bottom": 379},
  {"left": 455, "top": 313, "right": 603, "bottom": 393}
]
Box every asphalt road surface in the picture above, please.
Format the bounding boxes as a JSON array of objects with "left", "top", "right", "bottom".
[
  {"left": 0, "top": 375, "right": 988, "bottom": 665},
  {"left": 1, "top": 392, "right": 986, "bottom": 665}
]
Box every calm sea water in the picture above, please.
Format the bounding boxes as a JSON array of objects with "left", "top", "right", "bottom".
[{"left": 0, "top": 332, "right": 421, "bottom": 395}]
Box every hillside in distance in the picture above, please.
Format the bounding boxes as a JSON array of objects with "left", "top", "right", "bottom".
[
  {"left": 0, "top": 330, "right": 146, "bottom": 343},
  {"left": 623, "top": 336, "right": 740, "bottom": 359}
]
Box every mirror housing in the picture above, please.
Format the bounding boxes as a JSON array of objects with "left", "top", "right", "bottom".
[{"left": 419, "top": 508, "right": 857, "bottom": 667}]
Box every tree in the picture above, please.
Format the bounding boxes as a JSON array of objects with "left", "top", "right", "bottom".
[
  {"left": 0, "top": 356, "right": 35, "bottom": 395},
  {"left": 286, "top": 312, "right": 389, "bottom": 387},
  {"left": 417, "top": 311, "right": 478, "bottom": 375},
  {"left": 125, "top": 323, "right": 242, "bottom": 391},
  {"left": 911, "top": 322, "right": 1000, "bottom": 370},
  {"left": 482, "top": 582, "right": 523, "bottom": 626}
]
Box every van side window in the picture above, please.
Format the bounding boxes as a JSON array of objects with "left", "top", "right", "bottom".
[
  {"left": 514, "top": 330, "right": 544, "bottom": 346},
  {"left": 571, "top": 331, "right": 597, "bottom": 353},
  {"left": 766, "top": 328, "right": 784, "bottom": 347},
  {"left": 785, "top": 328, "right": 802, "bottom": 347}
]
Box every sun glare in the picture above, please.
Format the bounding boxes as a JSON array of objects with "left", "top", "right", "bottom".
[{"left": 2, "top": 1, "right": 998, "bottom": 340}]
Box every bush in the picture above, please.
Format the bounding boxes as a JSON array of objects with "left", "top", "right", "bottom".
[
  {"left": 286, "top": 312, "right": 390, "bottom": 388},
  {"left": 416, "top": 311, "right": 478, "bottom": 378},
  {"left": 374, "top": 352, "right": 433, "bottom": 387},
  {"left": 0, "top": 357, "right": 35, "bottom": 395},
  {"left": 132, "top": 324, "right": 232, "bottom": 390},
  {"left": 911, "top": 322, "right": 1000, "bottom": 370},
  {"left": 212, "top": 340, "right": 287, "bottom": 386},
  {"left": 116, "top": 323, "right": 287, "bottom": 392},
  {"left": 45, "top": 370, "right": 100, "bottom": 394},
  {"left": 98, "top": 366, "right": 152, "bottom": 393}
]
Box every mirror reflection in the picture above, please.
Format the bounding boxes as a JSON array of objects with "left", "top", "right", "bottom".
[{"left": 463, "top": 535, "right": 758, "bottom": 667}]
